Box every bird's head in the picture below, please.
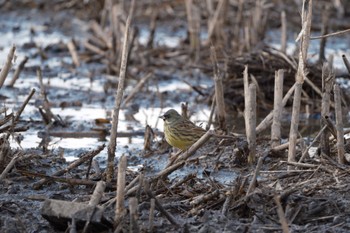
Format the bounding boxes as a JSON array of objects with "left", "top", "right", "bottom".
[{"left": 159, "top": 109, "right": 182, "bottom": 124}]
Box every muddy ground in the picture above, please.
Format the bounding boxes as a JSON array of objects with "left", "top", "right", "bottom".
[{"left": 1, "top": 1, "right": 350, "bottom": 233}]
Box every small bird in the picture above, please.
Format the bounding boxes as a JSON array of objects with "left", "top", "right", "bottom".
[{"left": 159, "top": 109, "right": 206, "bottom": 150}]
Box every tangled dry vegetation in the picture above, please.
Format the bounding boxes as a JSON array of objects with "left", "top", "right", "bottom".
[{"left": 1, "top": 0, "right": 350, "bottom": 232}]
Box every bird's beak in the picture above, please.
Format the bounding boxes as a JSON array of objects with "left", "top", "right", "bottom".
[{"left": 159, "top": 115, "right": 165, "bottom": 120}]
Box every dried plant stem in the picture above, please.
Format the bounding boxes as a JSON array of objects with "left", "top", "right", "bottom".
[
  {"left": 129, "top": 197, "right": 139, "bottom": 233},
  {"left": 148, "top": 198, "right": 155, "bottom": 232},
  {"left": 144, "top": 180, "right": 180, "bottom": 227},
  {"left": 288, "top": 83, "right": 302, "bottom": 164},
  {"left": 190, "top": 190, "right": 219, "bottom": 206},
  {"left": 207, "top": 0, "right": 226, "bottom": 42},
  {"left": 8, "top": 56, "right": 28, "bottom": 88},
  {"left": 89, "top": 181, "right": 106, "bottom": 206},
  {"left": 274, "top": 195, "right": 290, "bottom": 233},
  {"left": 271, "top": 70, "right": 284, "bottom": 148},
  {"left": 271, "top": 138, "right": 302, "bottom": 152},
  {"left": 181, "top": 102, "right": 188, "bottom": 119},
  {"left": 106, "top": 3, "right": 134, "bottom": 181},
  {"left": 156, "top": 161, "right": 186, "bottom": 180},
  {"left": 83, "top": 180, "right": 107, "bottom": 233},
  {"left": 341, "top": 54, "right": 350, "bottom": 75},
  {"left": 210, "top": 46, "right": 226, "bottom": 130},
  {"left": 185, "top": 0, "right": 200, "bottom": 62},
  {"left": 246, "top": 155, "right": 263, "bottom": 195},
  {"left": 84, "top": 41, "right": 105, "bottom": 56},
  {"left": 0, "top": 44, "right": 16, "bottom": 88},
  {"left": 247, "top": 84, "right": 256, "bottom": 164},
  {"left": 33, "top": 144, "right": 105, "bottom": 189},
  {"left": 288, "top": 0, "right": 312, "bottom": 167},
  {"left": 320, "top": 63, "right": 334, "bottom": 156},
  {"left": 115, "top": 155, "right": 127, "bottom": 228},
  {"left": 299, "top": 125, "right": 327, "bottom": 163},
  {"left": 206, "top": 94, "right": 215, "bottom": 130},
  {"left": 123, "top": 73, "right": 152, "bottom": 107},
  {"left": 147, "top": 9, "right": 158, "bottom": 48},
  {"left": 90, "top": 20, "right": 112, "bottom": 48},
  {"left": 7, "top": 88, "right": 36, "bottom": 139},
  {"left": 0, "top": 152, "right": 21, "bottom": 181},
  {"left": 310, "top": 28, "right": 350, "bottom": 40},
  {"left": 318, "top": 6, "right": 330, "bottom": 62},
  {"left": 333, "top": 84, "right": 345, "bottom": 164},
  {"left": 256, "top": 83, "right": 296, "bottom": 134},
  {"left": 280, "top": 11, "right": 287, "bottom": 53},
  {"left": 67, "top": 39, "right": 80, "bottom": 67},
  {"left": 243, "top": 65, "right": 249, "bottom": 127}
]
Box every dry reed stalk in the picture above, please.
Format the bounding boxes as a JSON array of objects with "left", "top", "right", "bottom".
[
  {"left": 89, "top": 181, "right": 106, "bottom": 206},
  {"left": 342, "top": 54, "right": 350, "bottom": 74},
  {"left": 144, "top": 180, "right": 180, "bottom": 227},
  {"left": 33, "top": 144, "right": 105, "bottom": 189},
  {"left": 129, "top": 197, "right": 139, "bottom": 233},
  {"left": 334, "top": 84, "right": 345, "bottom": 164},
  {"left": 0, "top": 44, "right": 16, "bottom": 88},
  {"left": 7, "top": 88, "right": 36, "bottom": 139},
  {"left": 0, "top": 152, "right": 21, "bottom": 181},
  {"left": 288, "top": 0, "right": 312, "bottom": 166},
  {"left": 82, "top": 180, "right": 107, "bottom": 233},
  {"left": 37, "top": 69, "right": 59, "bottom": 125},
  {"left": 281, "top": 11, "right": 287, "bottom": 53},
  {"left": 147, "top": 8, "right": 158, "bottom": 48},
  {"left": 304, "top": 76, "right": 322, "bottom": 98},
  {"left": 157, "top": 162, "right": 187, "bottom": 179},
  {"left": 90, "top": 20, "right": 112, "bottom": 48},
  {"left": 149, "top": 198, "right": 155, "bottom": 232},
  {"left": 310, "top": 28, "right": 350, "bottom": 40},
  {"left": 319, "top": 5, "right": 330, "bottom": 62},
  {"left": 247, "top": 84, "right": 256, "bottom": 164},
  {"left": 233, "top": 0, "right": 244, "bottom": 52},
  {"left": 270, "top": 138, "right": 302, "bottom": 152},
  {"left": 110, "top": 1, "right": 121, "bottom": 65},
  {"left": 8, "top": 56, "right": 28, "bottom": 88},
  {"left": 115, "top": 155, "right": 127, "bottom": 228},
  {"left": 210, "top": 46, "right": 226, "bottom": 130},
  {"left": 67, "top": 39, "right": 80, "bottom": 67},
  {"left": 244, "top": 24, "right": 251, "bottom": 52},
  {"left": 271, "top": 70, "right": 284, "bottom": 148},
  {"left": 299, "top": 125, "right": 327, "bottom": 162},
  {"left": 83, "top": 41, "right": 106, "bottom": 56},
  {"left": 181, "top": 102, "right": 188, "bottom": 119},
  {"left": 123, "top": 73, "right": 152, "bottom": 107},
  {"left": 320, "top": 63, "right": 334, "bottom": 156},
  {"left": 274, "top": 195, "right": 290, "bottom": 233},
  {"left": 243, "top": 65, "right": 249, "bottom": 128},
  {"left": 288, "top": 83, "right": 302, "bottom": 164},
  {"left": 88, "top": 34, "right": 107, "bottom": 50},
  {"left": 256, "top": 83, "right": 296, "bottom": 134},
  {"left": 246, "top": 155, "right": 263, "bottom": 195},
  {"left": 185, "top": 0, "right": 200, "bottom": 62},
  {"left": 207, "top": 0, "right": 226, "bottom": 42},
  {"left": 106, "top": 0, "right": 135, "bottom": 181},
  {"left": 251, "top": 0, "right": 266, "bottom": 46},
  {"left": 190, "top": 190, "right": 220, "bottom": 206},
  {"left": 143, "top": 125, "right": 153, "bottom": 151},
  {"left": 206, "top": 95, "right": 216, "bottom": 130},
  {"left": 206, "top": 0, "right": 214, "bottom": 15}
]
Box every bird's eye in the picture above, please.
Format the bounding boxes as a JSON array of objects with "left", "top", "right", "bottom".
[{"left": 164, "top": 114, "right": 169, "bottom": 119}]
